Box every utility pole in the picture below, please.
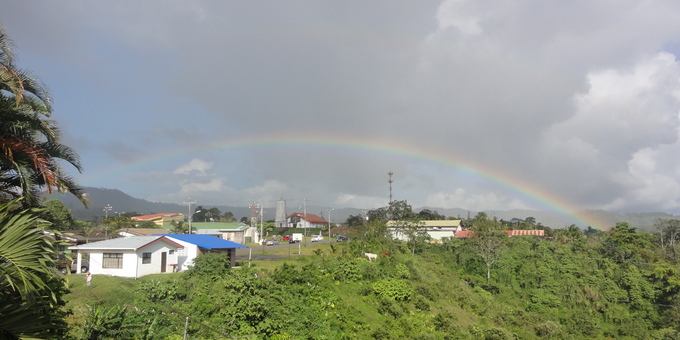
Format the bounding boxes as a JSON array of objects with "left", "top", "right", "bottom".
[
  {"left": 183, "top": 198, "right": 196, "bottom": 234},
  {"left": 103, "top": 204, "right": 113, "bottom": 240},
  {"left": 388, "top": 172, "right": 394, "bottom": 203},
  {"left": 260, "top": 205, "right": 264, "bottom": 246},
  {"left": 301, "top": 198, "right": 309, "bottom": 237},
  {"left": 103, "top": 204, "right": 112, "bottom": 219},
  {"left": 327, "top": 208, "right": 334, "bottom": 238}
]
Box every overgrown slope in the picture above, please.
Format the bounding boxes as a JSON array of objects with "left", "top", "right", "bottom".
[{"left": 65, "top": 224, "right": 680, "bottom": 339}]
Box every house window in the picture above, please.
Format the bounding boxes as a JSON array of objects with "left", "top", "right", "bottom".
[
  {"left": 169, "top": 250, "right": 175, "bottom": 255},
  {"left": 142, "top": 252, "right": 152, "bottom": 264},
  {"left": 102, "top": 253, "right": 123, "bottom": 269}
]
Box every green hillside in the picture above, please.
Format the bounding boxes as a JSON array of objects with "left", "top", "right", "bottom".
[{"left": 62, "top": 219, "right": 680, "bottom": 339}]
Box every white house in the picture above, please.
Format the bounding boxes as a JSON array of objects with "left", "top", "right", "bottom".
[
  {"left": 190, "top": 222, "right": 259, "bottom": 244},
  {"left": 68, "top": 236, "right": 184, "bottom": 278},
  {"left": 388, "top": 220, "right": 463, "bottom": 242},
  {"left": 154, "top": 234, "right": 248, "bottom": 271},
  {"left": 287, "top": 212, "right": 328, "bottom": 229}
]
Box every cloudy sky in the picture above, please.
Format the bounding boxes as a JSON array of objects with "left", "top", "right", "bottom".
[{"left": 3, "top": 1, "right": 680, "bottom": 223}]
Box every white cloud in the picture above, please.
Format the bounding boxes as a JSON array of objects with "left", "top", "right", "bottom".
[
  {"left": 425, "top": 188, "right": 530, "bottom": 211},
  {"left": 173, "top": 159, "right": 213, "bottom": 176},
  {"left": 435, "top": 0, "right": 481, "bottom": 35},
  {"left": 540, "top": 52, "right": 680, "bottom": 209},
  {"left": 243, "top": 180, "right": 289, "bottom": 205},
  {"left": 335, "top": 194, "right": 387, "bottom": 209}
]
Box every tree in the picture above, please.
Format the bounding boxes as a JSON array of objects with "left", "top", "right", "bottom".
[
  {"left": 601, "top": 222, "right": 654, "bottom": 263},
  {"left": 136, "top": 220, "right": 159, "bottom": 228},
  {"left": 387, "top": 200, "right": 425, "bottom": 255},
  {"left": 345, "top": 214, "right": 364, "bottom": 227},
  {"left": 222, "top": 211, "right": 236, "bottom": 222},
  {"left": 417, "top": 208, "right": 445, "bottom": 220},
  {"left": 0, "top": 199, "right": 69, "bottom": 338},
  {"left": 171, "top": 220, "right": 189, "bottom": 234},
  {"left": 656, "top": 219, "right": 680, "bottom": 260},
  {"left": 0, "top": 26, "right": 86, "bottom": 208},
  {"left": 40, "top": 199, "right": 74, "bottom": 231},
  {"left": 469, "top": 212, "right": 507, "bottom": 283}
]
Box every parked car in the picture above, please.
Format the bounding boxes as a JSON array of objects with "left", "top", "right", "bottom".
[
  {"left": 336, "top": 236, "right": 349, "bottom": 242},
  {"left": 266, "top": 240, "right": 280, "bottom": 246},
  {"left": 57, "top": 258, "right": 89, "bottom": 274},
  {"left": 311, "top": 235, "right": 324, "bottom": 242}
]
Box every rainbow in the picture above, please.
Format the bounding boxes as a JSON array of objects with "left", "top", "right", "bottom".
[{"left": 81, "top": 133, "right": 609, "bottom": 229}]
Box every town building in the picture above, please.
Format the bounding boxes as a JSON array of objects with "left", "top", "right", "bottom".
[
  {"left": 131, "top": 213, "right": 184, "bottom": 227},
  {"left": 287, "top": 212, "right": 328, "bottom": 229},
  {"left": 388, "top": 220, "right": 463, "bottom": 242},
  {"left": 68, "top": 236, "right": 184, "bottom": 278}
]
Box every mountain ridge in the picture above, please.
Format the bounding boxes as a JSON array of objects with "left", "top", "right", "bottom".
[{"left": 48, "top": 187, "right": 678, "bottom": 231}]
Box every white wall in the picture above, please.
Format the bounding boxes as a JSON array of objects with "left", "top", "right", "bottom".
[
  {"left": 163, "top": 237, "right": 199, "bottom": 272},
  {"left": 136, "top": 241, "right": 180, "bottom": 277},
  {"left": 85, "top": 242, "right": 180, "bottom": 278},
  {"left": 389, "top": 229, "right": 457, "bottom": 242},
  {"left": 87, "top": 251, "right": 138, "bottom": 278}
]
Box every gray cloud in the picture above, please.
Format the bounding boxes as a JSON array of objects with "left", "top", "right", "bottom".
[{"left": 4, "top": 0, "right": 680, "bottom": 220}]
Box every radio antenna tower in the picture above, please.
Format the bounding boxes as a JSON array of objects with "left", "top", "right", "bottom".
[{"left": 388, "top": 172, "right": 394, "bottom": 203}]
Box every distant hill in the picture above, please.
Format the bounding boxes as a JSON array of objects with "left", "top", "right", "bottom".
[{"left": 47, "top": 187, "right": 678, "bottom": 231}]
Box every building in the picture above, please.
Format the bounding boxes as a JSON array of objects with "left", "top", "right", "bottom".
[
  {"left": 453, "top": 229, "right": 545, "bottom": 238},
  {"left": 118, "top": 228, "right": 171, "bottom": 237},
  {"left": 388, "top": 220, "right": 463, "bottom": 242},
  {"left": 68, "top": 236, "right": 184, "bottom": 278},
  {"left": 155, "top": 234, "right": 248, "bottom": 270},
  {"left": 275, "top": 197, "right": 287, "bottom": 229},
  {"left": 131, "top": 213, "right": 184, "bottom": 227},
  {"left": 287, "top": 212, "right": 328, "bottom": 229},
  {"left": 190, "top": 222, "right": 259, "bottom": 244}
]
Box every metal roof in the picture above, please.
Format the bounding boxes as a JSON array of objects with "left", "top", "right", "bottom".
[
  {"left": 190, "top": 222, "right": 250, "bottom": 231},
  {"left": 156, "top": 234, "right": 248, "bottom": 249},
  {"left": 131, "top": 213, "right": 183, "bottom": 221},
  {"left": 387, "top": 220, "right": 461, "bottom": 228},
  {"left": 69, "top": 236, "right": 183, "bottom": 251}
]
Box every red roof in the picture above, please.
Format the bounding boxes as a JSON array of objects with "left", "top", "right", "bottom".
[
  {"left": 287, "top": 212, "right": 328, "bottom": 224},
  {"left": 454, "top": 230, "right": 475, "bottom": 238},
  {"left": 131, "top": 213, "right": 183, "bottom": 221},
  {"left": 503, "top": 229, "right": 545, "bottom": 237}
]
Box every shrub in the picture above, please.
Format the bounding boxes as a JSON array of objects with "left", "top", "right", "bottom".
[
  {"left": 184, "top": 253, "right": 231, "bottom": 279},
  {"left": 535, "top": 321, "right": 563, "bottom": 338},
  {"left": 373, "top": 278, "right": 413, "bottom": 301}
]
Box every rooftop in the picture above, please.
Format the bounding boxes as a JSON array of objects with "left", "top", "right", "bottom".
[
  {"left": 156, "top": 234, "right": 248, "bottom": 249},
  {"left": 69, "top": 236, "right": 184, "bottom": 251}
]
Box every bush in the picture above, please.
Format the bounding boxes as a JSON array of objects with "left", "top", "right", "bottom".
[
  {"left": 372, "top": 278, "right": 413, "bottom": 301},
  {"left": 535, "top": 321, "right": 563, "bottom": 338},
  {"left": 184, "top": 253, "right": 231, "bottom": 279}
]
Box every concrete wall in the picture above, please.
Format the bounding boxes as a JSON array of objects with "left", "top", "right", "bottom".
[
  {"left": 88, "top": 251, "right": 138, "bottom": 278},
  {"left": 135, "top": 241, "right": 180, "bottom": 277},
  {"left": 86, "top": 243, "right": 180, "bottom": 278}
]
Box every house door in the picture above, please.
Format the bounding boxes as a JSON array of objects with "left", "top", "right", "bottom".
[{"left": 161, "top": 252, "right": 167, "bottom": 273}]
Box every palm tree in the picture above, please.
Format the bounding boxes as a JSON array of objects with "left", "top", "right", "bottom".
[
  {"left": 0, "top": 199, "right": 69, "bottom": 338},
  {"left": 0, "top": 26, "right": 86, "bottom": 208},
  {"left": 172, "top": 220, "right": 189, "bottom": 234}
]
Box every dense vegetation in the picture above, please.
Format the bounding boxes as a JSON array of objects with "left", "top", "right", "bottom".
[{"left": 61, "top": 213, "right": 680, "bottom": 339}]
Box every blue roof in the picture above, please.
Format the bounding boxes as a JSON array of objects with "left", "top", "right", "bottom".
[{"left": 154, "top": 234, "right": 248, "bottom": 249}]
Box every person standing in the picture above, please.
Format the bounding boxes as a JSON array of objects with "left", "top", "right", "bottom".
[{"left": 86, "top": 272, "right": 92, "bottom": 287}]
